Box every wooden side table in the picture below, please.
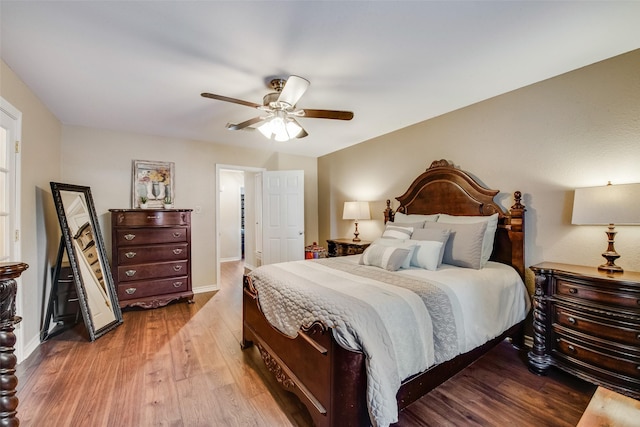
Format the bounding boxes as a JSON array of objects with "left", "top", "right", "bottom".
[
  {"left": 0, "top": 262, "right": 29, "bottom": 427},
  {"left": 326, "top": 239, "right": 371, "bottom": 257}
]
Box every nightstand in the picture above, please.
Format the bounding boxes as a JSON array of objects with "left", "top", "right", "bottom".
[
  {"left": 326, "top": 238, "right": 371, "bottom": 257},
  {"left": 528, "top": 262, "right": 640, "bottom": 400}
]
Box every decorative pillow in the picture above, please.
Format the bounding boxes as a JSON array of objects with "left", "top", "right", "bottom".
[
  {"left": 394, "top": 212, "right": 439, "bottom": 223},
  {"left": 411, "top": 228, "right": 451, "bottom": 267},
  {"left": 410, "top": 240, "right": 444, "bottom": 271},
  {"left": 437, "top": 213, "right": 499, "bottom": 267},
  {"left": 371, "top": 238, "right": 416, "bottom": 269},
  {"left": 360, "top": 244, "right": 411, "bottom": 271},
  {"left": 424, "top": 221, "right": 488, "bottom": 269},
  {"left": 381, "top": 225, "right": 414, "bottom": 239}
]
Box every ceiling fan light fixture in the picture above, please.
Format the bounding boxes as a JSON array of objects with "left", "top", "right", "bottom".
[{"left": 257, "top": 111, "right": 302, "bottom": 142}]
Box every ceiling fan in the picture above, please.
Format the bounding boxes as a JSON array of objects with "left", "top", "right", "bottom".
[{"left": 201, "top": 75, "right": 354, "bottom": 142}]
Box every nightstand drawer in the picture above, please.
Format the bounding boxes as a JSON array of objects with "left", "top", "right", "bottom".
[
  {"left": 556, "top": 278, "right": 640, "bottom": 309},
  {"left": 555, "top": 335, "right": 640, "bottom": 379},
  {"left": 554, "top": 305, "right": 640, "bottom": 347}
]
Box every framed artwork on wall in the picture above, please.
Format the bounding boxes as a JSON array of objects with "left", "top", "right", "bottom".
[{"left": 132, "top": 160, "right": 175, "bottom": 209}]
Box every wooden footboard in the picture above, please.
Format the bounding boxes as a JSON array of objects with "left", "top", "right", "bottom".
[
  {"left": 242, "top": 274, "right": 524, "bottom": 426},
  {"left": 242, "top": 274, "right": 369, "bottom": 427}
]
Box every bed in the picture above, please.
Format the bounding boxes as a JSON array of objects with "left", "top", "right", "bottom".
[{"left": 242, "top": 159, "right": 529, "bottom": 427}]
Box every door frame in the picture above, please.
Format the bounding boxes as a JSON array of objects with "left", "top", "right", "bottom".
[
  {"left": 215, "top": 164, "right": 265, "bottom": 288},
  {"left": 1, "top": 97, "right": 23, "bottom": 361}
]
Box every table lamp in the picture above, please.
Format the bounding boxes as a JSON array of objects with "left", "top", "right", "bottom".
[
  {"left": 571, "top": 182, "right": 640, "bottom": 273},
  {"left": 343, "top": 201, "right": 370, "bottom": 242}
]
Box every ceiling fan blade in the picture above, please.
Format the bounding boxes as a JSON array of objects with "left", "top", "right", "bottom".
[
  {"left": 201, "top": 93, "right": 262, "bottom": 109},
  {"left": 226, "top": 116, "right": 265, "bottom": 131},
  {"left": 277, "top": 76, "right": 310, "bottom": 107},
  {"left": 290, "top": 118, "right": 308, "bottom": 139},
  {"left": 301, "top": 109, "right": 354, "bottom": 120}
]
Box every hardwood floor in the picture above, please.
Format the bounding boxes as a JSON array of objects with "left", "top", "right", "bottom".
[{"left": 17, "top": 260, "right": 596, "bottom": 426}]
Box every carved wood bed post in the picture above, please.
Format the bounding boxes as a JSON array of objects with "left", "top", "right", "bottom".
[
  {"left": 508, "top": 191, "right": 526, "bottom": 279},
  {"left": 0, "top": 262, "right": 29, "bottom": 427}
]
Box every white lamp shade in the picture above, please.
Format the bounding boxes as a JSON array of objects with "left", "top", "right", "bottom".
[
  {"left": 572, "top": 183, "right": 640, "bottom": 225},
  {"left": 343, "top": 201, "right": 371, "bottom": 220}
]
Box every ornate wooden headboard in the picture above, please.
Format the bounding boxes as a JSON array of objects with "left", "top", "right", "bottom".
[{"left": 383, "top": 159, "right": 526, "bottom": 278}]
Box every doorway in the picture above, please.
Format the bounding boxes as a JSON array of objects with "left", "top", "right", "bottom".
[{"left": 215, "top": 165, "right": 264, "bottom": 288}]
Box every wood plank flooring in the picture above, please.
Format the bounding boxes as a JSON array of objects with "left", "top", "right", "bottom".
[{"left": 17, "top": 260, "right": 596, "bottom": 426}]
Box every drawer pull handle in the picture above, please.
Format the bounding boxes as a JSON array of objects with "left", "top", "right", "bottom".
[
  {"left": 637, "top": 333, "right": 640, "bottom": 340},
  {"left": 567, "top": 345, "right": 576, "bottom": 353},
  {"left": 173, "top": 232, "right": 182, "bottom": 238},
  {"left": 173, "top": 265, "right": 183, "bottom": 271},
  {"left": 173, "top": 281, "right": 183, "bottom": 288},
  {"left": 125, "top": 287, "right": 137, "bottom": 295},
  {"left": 125, "top": 270, "right": 137, "bottom": 277},
  {"left": 124, "top": 234, "right": 136, "bottom": 241},
  {"left": 568, "top": 288, "right": 578, "bottom": 294},
  {"left": 567, "top": 317, "right": 576, "bottom": 324},
  {"left": 125, "top": 251, "right": 137, "bottom": 259},
  {"left": 172, "top": 249, "right": 183, "bottom": 255},
  {"left": 147, "top": 215, "right": 160, "bottom": 219}
]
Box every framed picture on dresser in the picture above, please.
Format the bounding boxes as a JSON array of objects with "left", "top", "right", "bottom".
[{"left": 132, "top": 160, "right": 175, "bottom": 209}]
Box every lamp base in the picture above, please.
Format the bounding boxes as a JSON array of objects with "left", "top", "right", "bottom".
[
  {"left": 598, "top": 263, "right": 623, "bottom": 273},
  {"left": 352, "top": 221, "right": 361, "bottom": 242},
  {"left": 599, "top": 225, "right": 623, "bottom": 273}
]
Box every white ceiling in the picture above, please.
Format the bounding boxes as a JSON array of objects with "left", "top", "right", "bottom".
[{"left": 1, "top": 1, "right": 639, "bottom": 158}]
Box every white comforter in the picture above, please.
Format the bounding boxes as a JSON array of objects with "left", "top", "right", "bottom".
[{"left": 248, "top": 257, "right": 530, "bottom": 427}]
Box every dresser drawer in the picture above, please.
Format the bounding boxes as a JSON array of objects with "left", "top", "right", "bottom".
[
  {"left": 116, "top": 243, "right": 188, "bottom": 265},
  {"left": 554, "top": 305, "right": 640, "bottom": 347},
  {"left": 556, "top": 278, "right": 640, "bottom": 309},
  {"left": 112, "top": 210, "right": 190, "bottom": 227},
  {"left": 115, "top": 227, "right": 188, "bottom": 246},
  {"left": 117, "top": 276, "right": 189, "bottom": 300},
  {"left": 555, "top": 335, "right": 640, "bottom": 379},
  {"left": 117, "top": 260, "right": 188, "bottom": 282}
]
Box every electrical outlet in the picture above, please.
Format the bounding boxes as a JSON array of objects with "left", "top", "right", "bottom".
[{"left": 195, "top": 205, "right": 202, "bottom": 214}]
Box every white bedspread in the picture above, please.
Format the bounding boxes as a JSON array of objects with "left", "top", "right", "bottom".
[{"left": 248, "top": 256, "right": 530, "bottom": 427}]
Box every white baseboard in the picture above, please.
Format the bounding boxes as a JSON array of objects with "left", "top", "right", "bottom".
[
  {"left": 193, "top": 284, "right": 219, "bottom": 293},
  {"left": 18, "top": 333, "right": 42, "bottom": 365},
  {"left": 220, "top": 257, "right": 241, "bottom": 263}
]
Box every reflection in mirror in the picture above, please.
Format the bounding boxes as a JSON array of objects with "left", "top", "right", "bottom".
[{"left": 50, "top": 182, "right": 122, "bottom": 340}]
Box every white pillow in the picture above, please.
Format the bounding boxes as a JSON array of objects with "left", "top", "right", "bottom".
[
  {"left": 360, "top": 244, "right": 411, "bottom": 271},
  {"left": 381, "top": 225, "right": 414, "bottom": 239},
  {"left": 436, "top": 213, "right": 499, "bottom": 267},
  {"left": 394, "top": 212, "right": 439, "bottom": 223},
  {"left": 371, "top": 238, "right": 416, "bottom": 269},
  {"left": 410, "top": 228, "right": 451, "bottom": 267},
  {"left": 411, "top": 240, "right": 444, "bottom": 271}
]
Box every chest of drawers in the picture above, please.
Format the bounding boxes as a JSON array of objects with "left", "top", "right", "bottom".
[
  {"left": 110, "top": 209, "right": 193, "bottom": 309},
  {"left": 528, "top": 262, "right": 640, "bottom": 399}
]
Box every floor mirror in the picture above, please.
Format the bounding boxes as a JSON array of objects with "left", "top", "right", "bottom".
[{"left": 49, "top": 182, "right": 122, "bottom": 341}]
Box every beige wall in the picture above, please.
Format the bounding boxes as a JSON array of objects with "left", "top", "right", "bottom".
[
  {"left": 319, "top": 49, "right": 640, "bottom": 292},
  {"left": 1, "top": 60, "right": 63, "bottom": 356},
  {"left": 61, "top": 126, "right": 319, "bottom": 290}
]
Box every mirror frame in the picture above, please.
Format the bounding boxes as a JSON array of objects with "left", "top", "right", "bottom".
[{"left": 50, "top": 182, "right": 123, "bottom": 341}]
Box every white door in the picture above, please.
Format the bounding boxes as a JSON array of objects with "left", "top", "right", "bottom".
[{"left": 261, "top": 170, "right": 304, "bottom": 265}]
